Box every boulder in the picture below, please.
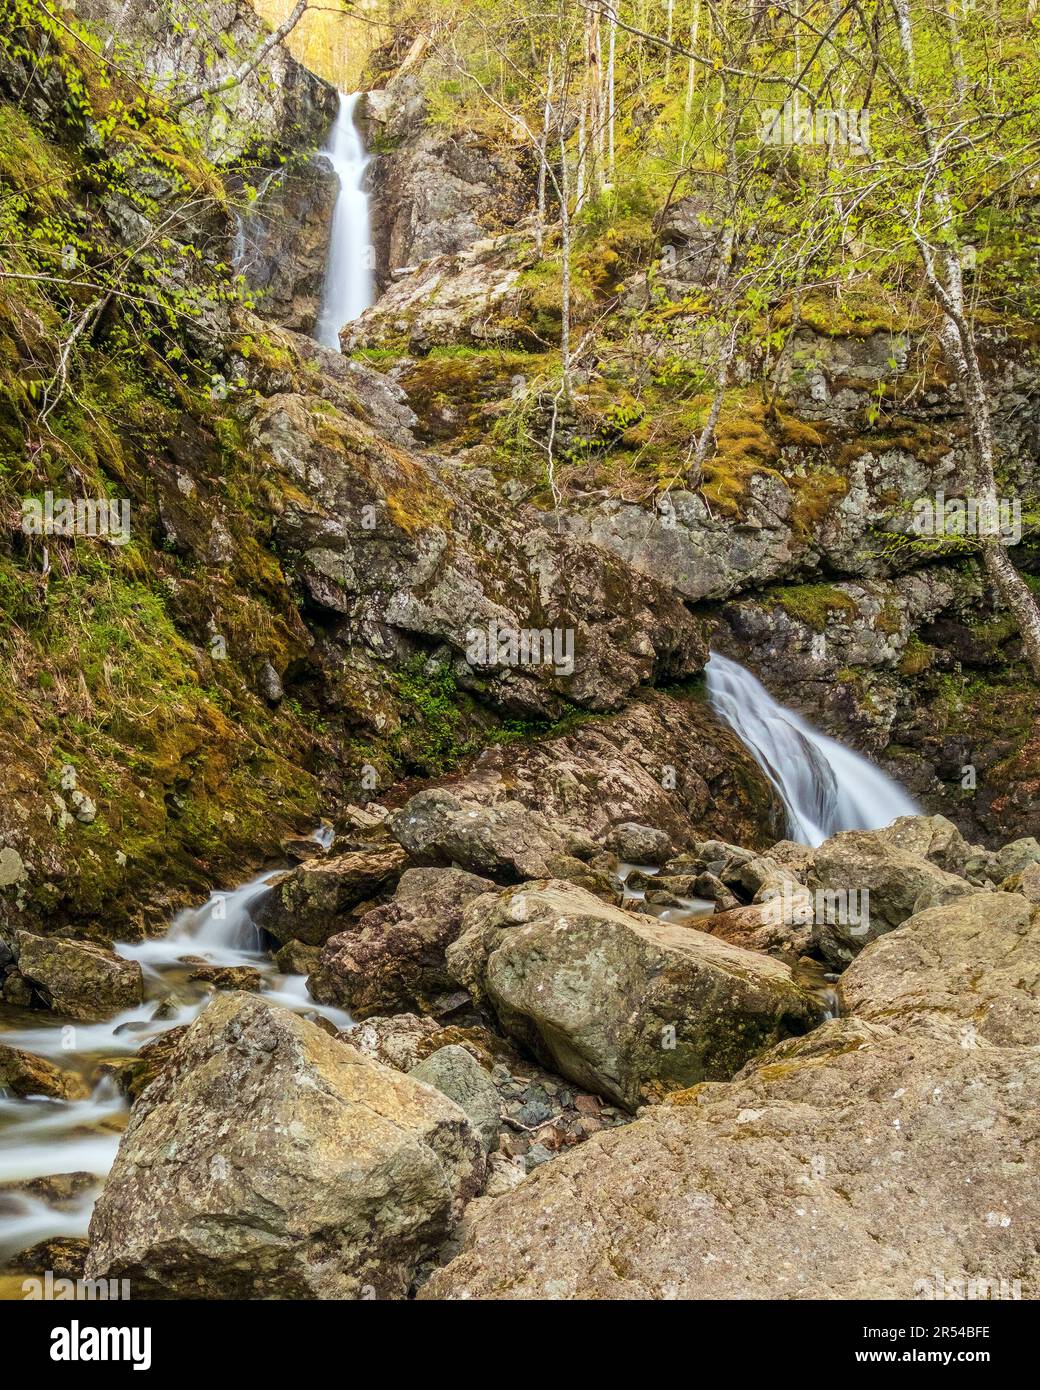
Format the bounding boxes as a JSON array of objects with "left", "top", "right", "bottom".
[
  {"left": 86, "top": 994, "right": 484, "bottom": 1299},
  {"left": 254, "top": 844, "right": 408, "bottom": 946},
  {"left": 409, "top": 1045, "right": 501, "bottom": 1153},
  {"left": 807, "top": 825, "right": 977, "bottom": 967},
  {"left": 13, "top": 933, "right": 142, "bottom": 1022},
  {"left": 840, "top": 891, "right": 1040, "bottom": 1046},
  {"left": 446, "top": 881, "right": 825, "bottom": 1109},
  {"left": 308, "top": 867, "right": 493, "bottom": 1018},
  {"left": 420, "top": 1019, "right": 1040, "bottom": 1300},
  {"left": 996, "top": 837, "right": 1040, "bottom": 881},
  {"left": 603, "top": 822, "right": 673, "bottom": 866},
  {"left": 388, "top": 790, "right": 575, "bottom": 882},
  {"left": 0, "top": 1045, "right": 88, "bottom": 1101}
]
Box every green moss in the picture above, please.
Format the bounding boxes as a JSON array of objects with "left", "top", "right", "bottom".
[{"left": 762, "top": 583, "right": 859, "bottom": 631}]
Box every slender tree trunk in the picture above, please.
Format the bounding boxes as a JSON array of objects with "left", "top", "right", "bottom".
[
  {"left": 889, "top": 0, "right": 1040, "bottom": 678},
  {"left": 536, "top": 57, "right": 555, "bottom": 255},
  {"left": 559, "top": 127, "right": 572, "bottom": 398},
  {"left": 607, "top": 4, "right": 617, "bottom": 175}
]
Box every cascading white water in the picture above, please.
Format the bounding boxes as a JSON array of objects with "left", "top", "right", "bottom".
[
  {"left": 314, "top": 91, "right": 374, "bottom": 350},
  {"left": 0, "top": 827, "right": 350, "bottom": 1267},
  {"left": 705, "top": 651, "right": 919, "bottom": 847}
]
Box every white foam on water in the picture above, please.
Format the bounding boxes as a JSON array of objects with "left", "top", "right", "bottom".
[
  {"left": 705, "top": 651, "right": 920, "bottom": 847},
  {"left": 315, "top": 92, "right": 374, "bottom": 350}
]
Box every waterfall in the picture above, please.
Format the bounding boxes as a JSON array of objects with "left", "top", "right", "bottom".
[
  {"left": 705, "top": 651, "right": 920, "bottom": 847},
  {"left": 315, "top": 91, "right": 374, "bottom": 350}
]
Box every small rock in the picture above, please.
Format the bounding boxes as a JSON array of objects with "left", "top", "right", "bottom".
[
  {"left": 605, "top": 822, "right": 674, "bottom": 866},
  {"left": 409, "top": 1044, "right": 501, "bottom": 1153}
]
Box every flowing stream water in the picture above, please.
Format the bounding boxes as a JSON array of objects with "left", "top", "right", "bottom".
[
  {"left": 0, "top": 829, "right": 349, "bottom": 1285},
  {"left": 0, "top": 653, "right": 920, "bottom": 1287},
  {"left": 705, "top": 650, "right": 920, "bottom": 847},
  {"left": 314, "top": 91, "right": 374, "bottom": 350}
]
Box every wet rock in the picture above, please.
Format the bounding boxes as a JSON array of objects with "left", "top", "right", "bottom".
[
  {"left": 273, "top": 939, "right": 322, "bottom": 975},
  {"left": 308, "top": 867, "right": 493, "bottom": 1019},
  {"left": 7, "top": 1237, "right": 89, "bottom": 1280},
  {"left": 185, "top": 962, "right": 263, "bottom": 992},
  {"left": 13, "top": 933, "right": 143, "bottom": 1022},
  {"left": 841, "top": 891, "right": 1040, "bottom": 1045},
  {"left": 604, "top": 823, "right": 673, "bottom": 865},
  {"left": 86, "top": 994, "right": 484, "bottom": 1298},
  {"left": 254, "top": 844, "right": 408, "bottom": 946},
  {"left": 409, "top": 1045, "right": 500, "bottom": 1154},
  {"left": 447, "top": 881, "right": 825, "bottom": 1109},
  {"left": 0, "top": 1044, "right": 89, "bottom": 1101},
  {"left": 235, "top": 155, "right": 338, "bottom": 333}
]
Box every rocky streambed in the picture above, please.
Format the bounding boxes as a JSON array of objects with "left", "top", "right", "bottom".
[{"left": 3, "top": 773, "right": 1039, "bottom": 1299}]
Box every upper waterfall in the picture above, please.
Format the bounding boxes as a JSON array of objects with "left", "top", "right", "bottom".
[
  {"left": 705, "top": 651, "right": 920, "bottom": 847},
  {"left": 315, "top": 91, "right": 374, "bottom": 350}
]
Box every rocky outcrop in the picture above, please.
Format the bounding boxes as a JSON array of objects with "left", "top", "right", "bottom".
[
  {"left": 76, "top": 0, "right": 337, "bottom": 162},
  {"left": 86, "top": 994, "right": 485, "bottom": 1298},
  {"left": 254, "top": 845, "right": 408, "bottom": 946},
  {"left": 807, "top": 820, "right": 979, "bottom": 966},
  {"left": 10, "top": 933, "right": 142, "bottom": 1022},
  {"left": 840, "top": 891, "right": 1040, "bottom": 1045},
  {"left": 360, "top": 77, "right": 529, "bottom": 288},
  {"left": 254, "top": 387, "right": 707, "bottom": 719},
  {"left": 308, "top": 866, "right": 494, "bottom": 1018},
  {"left": 234, "top": 156, "right": 338, "bottom": 332},
  {"left": 387, "top": 690, "right": 786, "bottom": 859},
  {"left": 446, "top": 881, "right": 826, "bottom": 1109}
]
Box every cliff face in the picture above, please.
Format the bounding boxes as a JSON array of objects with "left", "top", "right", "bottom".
[
  {"left": 0, "top": 3, "right": 769, "bottom": 945},
  {"left": 344, "top": 64, "right": 1040, "bottom": 847}
]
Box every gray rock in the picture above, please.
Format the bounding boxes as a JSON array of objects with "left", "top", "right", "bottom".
[
  {"left": 258, "top": 661, "right": 284, "bottom": 703},
  {"left": 388, "top": 790, "right": 572, "bottom": 882},
  {"left": 86, "top": 994, "right": 484, "bottom": 1298},
  {"left": 840, "top": 891, "right": 1040, "bottom": 1046},
  {"left": 410, "top": 1045, "right": 500, "bottom": 1153},
  {"left": 604, "top": 822, "right": 673, "bottom": 866},
  {"left": 996, "top": 838, "right": 1040, "bottom": 881},
  {"left": 447, "top": 880, "right": 825, "bottom": 1109},
  {"left": 807, "top": 821, "right": 977, "bottom": 967}
]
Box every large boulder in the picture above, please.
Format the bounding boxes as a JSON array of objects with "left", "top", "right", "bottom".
[
  {"left": 397, "top": 691, "right": 784, "bottom": 859},
  {"left": 807, "top": 820, "right": 977, "bottom": 966},
  {"left": 254, "top": 844, "right": 408, "bottom": 946},
  {"left": 420, "top": 1019, "right": 1040, "bottom": 1300},
  {"left": 447, "top": 881, "right": 825, "bottom": 1109},
  {"left": 388, "top": 791, "right": 578, "bottom": 882},
  {"left": 13, "top": 932, "right": 142, "bottom": 1021},
  {"left": 86, "top": 994, "right": 484, "bottom": 1299},
  {"left": 308, "top": 867, "right": 494, "bottom": 1018},
  {"left": 840, "top": 891, "right": 1040, "bottom": 1046}
]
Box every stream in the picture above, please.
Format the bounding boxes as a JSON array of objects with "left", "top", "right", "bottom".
[{"left": 0, "top": 659, "right": 914, "bottom": 1287}]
